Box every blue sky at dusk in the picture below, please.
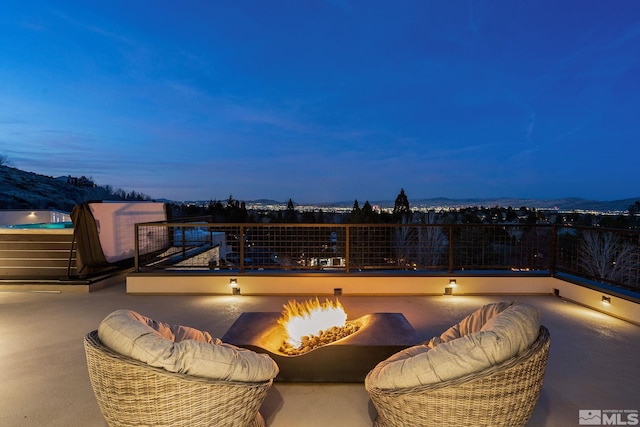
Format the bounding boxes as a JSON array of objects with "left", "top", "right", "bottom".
[{"left": 1, "top": 1, "right": 639, "bottom": 203}]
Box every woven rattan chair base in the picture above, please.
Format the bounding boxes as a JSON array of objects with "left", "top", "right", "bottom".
[
  {"left": 366, "top": 326, "right": 550, "bottom": 427},
  {"left": 84, "top": 330, "right": 272, "bottom": 427}
]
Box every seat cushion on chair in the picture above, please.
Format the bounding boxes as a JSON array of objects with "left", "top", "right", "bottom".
[
  {"left": 427, "top": 301, "right": 515, "bottom": 347},
  {"left": 365, "top": 301, "right": 540, "bottom": 389},
  {"left": 98, "top": 309, "right": 279, "bottom": 382}
]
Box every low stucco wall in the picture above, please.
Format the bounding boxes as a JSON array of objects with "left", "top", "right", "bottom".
[
  {"left": 126, "top": 273, "right": 556, "bottom": 296},
  {"left": 127, "top": 272, "right": 640, "bottom": 325},
  {"left": 551, "top": 279, "right": 640, "bottom": 325}
]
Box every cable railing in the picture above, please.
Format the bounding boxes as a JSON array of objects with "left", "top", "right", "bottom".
[{"left": 134, "top": 222, "right": 640, "bottom": 294}]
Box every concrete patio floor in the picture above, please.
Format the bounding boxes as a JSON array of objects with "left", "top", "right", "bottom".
[{"left": 1, "top": 280, "right": 639, "bottom": 427}]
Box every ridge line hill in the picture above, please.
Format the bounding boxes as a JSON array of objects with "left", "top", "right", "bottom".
[{"left": 0, "top": 165, "right": 151, "bottom": 212}]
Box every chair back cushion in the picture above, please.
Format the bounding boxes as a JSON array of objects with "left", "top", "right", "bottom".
[
  {"left": 366, "top": 301, "right": 539, "bottom": 389},
  {"left": 98, "top": 309, "right": 279, "bottom": 382}
]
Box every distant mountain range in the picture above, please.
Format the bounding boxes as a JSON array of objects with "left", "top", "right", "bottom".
[
  {"left": 1, "top": 164, "right": 638, "bottom": 213},
  {"left": 373, "top": 197, "right": 639, "bottom": 212},
  {"left": 189, "top": 196, "right": 639, "bottom": 213},
  {"left": 323, "top": 197, "right": 638, "bottom": 212}
]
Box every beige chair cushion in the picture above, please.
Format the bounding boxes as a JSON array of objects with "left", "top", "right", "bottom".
[
  {"left": 365, "top": 301, "right": 540, "bottom": 389},
  {"left": 98, "top": 309, "right": 279, "bottom": 382}
]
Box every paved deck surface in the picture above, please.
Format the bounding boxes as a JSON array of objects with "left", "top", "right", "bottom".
[{"left": 1, "top": 281, "right": 639, "bottom": 426}]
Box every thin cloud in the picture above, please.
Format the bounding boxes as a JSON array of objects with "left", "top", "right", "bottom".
[
  {"left": 526, "top": 112, "right": 536, "bottom": 143},
  {"left": 51, "top": 9, "right": 139, "bottom": 49}
]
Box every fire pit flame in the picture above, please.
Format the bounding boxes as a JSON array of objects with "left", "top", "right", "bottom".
[{"left": 277, "top": 297, "right": 347, "bottom": 348}]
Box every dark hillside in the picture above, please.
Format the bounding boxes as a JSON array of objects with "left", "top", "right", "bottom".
[{"left": 0, "top": 165, "right": 148, "bottom": 212}]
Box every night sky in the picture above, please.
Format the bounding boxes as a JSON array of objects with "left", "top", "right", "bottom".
[{"left": 1, "top": 1, "right": 639, "bottom": 203}]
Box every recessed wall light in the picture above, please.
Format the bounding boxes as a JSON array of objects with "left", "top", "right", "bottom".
[{"left": 229, "top": 278, "right": 240, "bottom": 295}]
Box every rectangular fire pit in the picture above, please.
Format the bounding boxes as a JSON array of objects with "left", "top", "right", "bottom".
[{"left": 221, "top": 312, "right": 417, "bottom": 383}]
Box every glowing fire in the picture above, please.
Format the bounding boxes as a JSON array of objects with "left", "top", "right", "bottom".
[{"left": 277, "top": 297, "right": 347, "bottom": 347}]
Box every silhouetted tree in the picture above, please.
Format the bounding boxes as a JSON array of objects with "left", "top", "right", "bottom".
[
  {"left": 182, "top": 203, "right": 201, "bottom": 217},
  {"left": 301, "top": 211, "right": 317, "bottom": 223},
  {"left": 206, "top": 200, "right": 226, "bottom": 221},
  {"left": 393, "top": 188, "right": 411, "bottom": 223},
  {"left": 349, "top": 199, "right": 362, "bottom": 223},
  {"left": 525, "top": 210, "right": 538, "bottom": 225},
  {"left": 628, "top": 201, "right": 640, "bottom": 228},
  {"left": 214, "top": 195, "right": 247, "bottom": 222},
  {"left": 505, "top": 207, "right": 518, "bottom": 222},
  {"left": 579, "top": 230, "right": 639, "bottom": 284},
  {"left": 284, "top": 198, "right": 297, "bottom": 223},
  {"left": 599, "top": 215, "right": 629, "bottom": 229},
  {"left": 361, "top": 201, "right": 379, "bottom": 223}
]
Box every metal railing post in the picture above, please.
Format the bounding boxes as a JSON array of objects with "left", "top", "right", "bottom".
[
  {"left": 239, "top": 225, "right": 245, "bottom": 273},
  {"left": 550, "top": 224, "right": 557, "bottom": 275},
  {"left": 448, "top": 225, "right": 454, "bottom": 273},
  {"left": 345, "top": 225, "right": 350, "bottom": 274},
  {"left": 181, "top": 226, "right": 186, "bottom": 259},
  {"left": 134, "top": 224, "right": 139, "bottom": 272}
]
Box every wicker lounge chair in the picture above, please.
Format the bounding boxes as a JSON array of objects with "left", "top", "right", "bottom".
[
  {"left": 365, "top": 325, "right": 550, "bottom": 427},
  {"left": 84, "top": 330, "right": 273, "bottom": 427}
]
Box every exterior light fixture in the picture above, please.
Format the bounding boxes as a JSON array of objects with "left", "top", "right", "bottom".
[
  {"left": 229, "top": 278, "right": 240, "bottom": 295},
  {"left": 602, "top": 295, "right": 611, "bottom": 304},
  {"left": 444, "top": 279, "right": 456, "bottom": 295}
]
